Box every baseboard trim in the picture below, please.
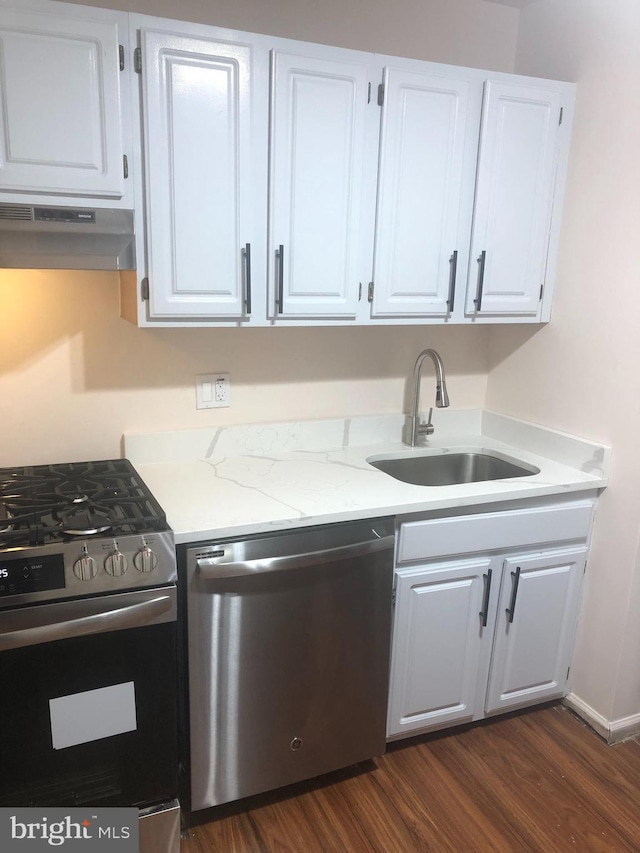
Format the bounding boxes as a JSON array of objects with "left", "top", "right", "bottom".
[{"left": 563, "top": 693, "right": 640, "bottom": 744}]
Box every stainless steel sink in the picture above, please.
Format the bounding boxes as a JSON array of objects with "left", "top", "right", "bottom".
[{"left": 367, "top": 450, "right": 540, "bottom": 487}]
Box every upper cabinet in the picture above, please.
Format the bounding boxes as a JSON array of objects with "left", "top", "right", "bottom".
[
  {"left": 0, "top": 0, "right": 130, "bottom": 203},
  {"left": 0, "top": 1, "right": 575, "bottom": 327},
  {"left": 136, "top": 24, "right": 265, "bottom": 319},
  {"left": 466, "top": 82, "right": 565, "bottom": 318},
  {"left": 268, "top": 49, "right": 369, "bottom": 319},
  {"left": 369, "top": 58, "right": 573, "bottom": 323},
  {"left": 371, "top": 65, "right": 481, "bottom": 319}
]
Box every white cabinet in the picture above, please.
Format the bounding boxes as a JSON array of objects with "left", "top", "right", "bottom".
[
  {"left": 120, "top": 13, "right": 574, "bottom": 327},
  {"left": 465, "top": 81, "right": 565, "bottom": 318},
  {"left": 268, "top": 48, "right": 370, "bottom": 319},
  {"left": 371, "top": 67, "right": 479, "bottom": 319},
  {"left": 387, "top": 497, "right": 593, "bottom": 740},
  {"left": 485, "top": 548, "right": 586, "bottom": 713},
  {"left": 0, "top": 0, "right": 129, "bottom": 201},
  {"left": 388, "top": 557, "right": 494, "bottom": 736},
  {"left": 370, "top": 62, "right": 572, "bottom": 323},
  {"left": 136, "top": 23, "right": 266, "bottom": 320}
]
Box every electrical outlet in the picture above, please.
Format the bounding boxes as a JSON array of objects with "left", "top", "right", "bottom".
[{"left": 196, "top": 373, "right": 230, "bottom": 409}]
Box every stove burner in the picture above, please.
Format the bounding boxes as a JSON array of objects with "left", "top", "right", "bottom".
[
  {"left": 0, "top": 460, "right": 169, "bottom": 548},
  {"left": 61, "top": 507, "right": 113, "bottom": 536}
]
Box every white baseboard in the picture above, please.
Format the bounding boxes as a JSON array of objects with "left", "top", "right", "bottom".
[{"left": 564, "top": 693, "right": 640, "bottom": 744}]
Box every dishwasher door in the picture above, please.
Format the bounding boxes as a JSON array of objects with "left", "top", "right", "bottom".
[{"left": 184, "top": 518, "right": 394, "bottom": 810}]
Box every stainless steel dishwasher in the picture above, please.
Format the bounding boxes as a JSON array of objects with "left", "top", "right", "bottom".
[{"left": 182, "top": 517, "right": 394, "bottom": 811}]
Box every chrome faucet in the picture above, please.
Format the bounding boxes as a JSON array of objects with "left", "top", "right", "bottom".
[{"left": 405, "top": 349, "right": 450, "bottom": 446}]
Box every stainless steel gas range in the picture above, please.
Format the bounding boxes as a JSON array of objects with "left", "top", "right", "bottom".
[{"left": 0, "top": 460, "right": 180, "bottom": 853}]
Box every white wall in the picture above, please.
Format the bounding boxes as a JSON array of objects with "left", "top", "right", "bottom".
[
  {"left": 0, "top": 0, "right": 520, "bottom": 466},
  {"left": 486, "top": 0, "right": 640, "bottom": 724}
]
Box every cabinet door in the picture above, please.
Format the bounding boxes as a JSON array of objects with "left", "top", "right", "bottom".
[
  {"left": 140, "top": 28, "right": 258, "bottom": 319},
  {"left": 466, "top": 81, "right": 563, "bottom": 317},
  {"left": 485, "top": 547, "right": 586, "bottom": 714},
  {"left": 387, "top": 558, "right": 495, "bottom": 738},
  {"left": 269, "top": 49, "right": 369, "bottom": 318},
  {"left": 0, "top": 6, "right": 125, "bottom": 198},
  {"left": 371, "top": 68, "right": 472, "bottom": 318}
]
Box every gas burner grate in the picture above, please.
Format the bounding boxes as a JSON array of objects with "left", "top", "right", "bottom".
[{"left": 0, "top": 459, "right": 168, "bottom": 548}]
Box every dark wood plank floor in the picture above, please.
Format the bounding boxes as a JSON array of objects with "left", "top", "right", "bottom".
[{"left": 181, "top": 704, "right": 640, "bottom": 852}]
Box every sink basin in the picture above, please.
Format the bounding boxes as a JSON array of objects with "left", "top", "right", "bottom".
[{"left": 367, "top": 450, "right": 540, "bottom": 487}]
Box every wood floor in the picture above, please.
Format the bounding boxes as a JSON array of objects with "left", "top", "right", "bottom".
[{"left": 181, "top": 704, "right": 640, "bottom": 852}]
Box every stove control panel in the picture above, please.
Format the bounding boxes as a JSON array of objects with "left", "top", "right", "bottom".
[
  {"left": 0, "top": 553, "right": 66, "bottom": 598},
  {"left": 0, "top": 531, "right": 176, "bottom": 608}
]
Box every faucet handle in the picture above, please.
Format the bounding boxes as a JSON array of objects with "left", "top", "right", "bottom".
[{"left": 418, "top": 407, "right": 435, "bottom": 437}]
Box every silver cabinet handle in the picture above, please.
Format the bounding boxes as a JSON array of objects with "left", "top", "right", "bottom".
[
  {"left": 479, "top": 568, "right": 492, "bottom": 627},
  {"left": 275, "top": 244, "right": 284, "bottom": 314},
  {"left": 446, "top": 250, "right": 458, "bottom": 313},
  {"left": 0, "top": 595, "right": 173, "bottom": 652},
  {"left": 242, "top": 242, "right": 252, "bottom": 315},
  {"left": 506, "top": 566, "right": 521, "bottom": 624},
  {"left": 196, "top": 534, "right": 394, "bottom": 580},
  {"left": 474, "top": 250, "right": 486, "bottom": 312}
]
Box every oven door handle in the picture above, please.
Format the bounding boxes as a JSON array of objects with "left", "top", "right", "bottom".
[
  {"left": 196, "top": 534, "right": 395, "bottom": 580},
  {"left": 0, "top": 594, "right": 174, "bottom": 652}
]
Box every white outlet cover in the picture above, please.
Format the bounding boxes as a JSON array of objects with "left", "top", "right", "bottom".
[{"left": 196, "top": 373, "right": 230, "bottom": 409}]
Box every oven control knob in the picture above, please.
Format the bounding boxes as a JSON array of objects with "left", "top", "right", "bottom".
[
  {"left": 134, "top": 546, "right": 158, "bottom": 573},
  {"left": 104, "top": 550, "right": 128, "bottom": 577},
  {"left": 73, "top": 554, "right": 98, "bottom": 581}
]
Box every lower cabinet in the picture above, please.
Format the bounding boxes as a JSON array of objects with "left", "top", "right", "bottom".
[
  {"left": 387, "top": 498, "right": 593, "bottom": 740},
  {"left": 485, "top": 548, "right": 586, "bottom": 714}
]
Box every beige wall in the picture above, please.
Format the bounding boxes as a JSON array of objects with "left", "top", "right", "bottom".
[
  {"left": 58, "top": 0, "right": 519, "bottom": 70},
  {"left": 0, "top": 0, "right": 519, "bottom": 467},
  {"left": 486, "top": 0, "right": 640, "bottom": 723},
  {"left": 0, "top": 270, "right": 490, "bottom": 465}
]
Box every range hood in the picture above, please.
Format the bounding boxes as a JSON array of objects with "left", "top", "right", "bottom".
[{"left": 0, "top": 203, "right": 136, "bottom": 270}]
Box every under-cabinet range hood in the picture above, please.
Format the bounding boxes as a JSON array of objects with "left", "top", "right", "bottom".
[{"left": 0, "top": 203, "right": 135, "bottom": 270}]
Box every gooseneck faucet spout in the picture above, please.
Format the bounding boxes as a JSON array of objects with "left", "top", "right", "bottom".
[{"left": 405, "top": 349, "right": 450, "bottom": 447}]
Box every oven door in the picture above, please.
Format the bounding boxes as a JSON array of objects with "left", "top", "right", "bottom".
[{"left": 0, "top": 587, "right": 178, "bottom": 809}]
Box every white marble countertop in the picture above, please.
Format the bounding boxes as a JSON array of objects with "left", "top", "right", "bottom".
[{"left": 124, "top": 410, "right": 610, "bottom": 545}]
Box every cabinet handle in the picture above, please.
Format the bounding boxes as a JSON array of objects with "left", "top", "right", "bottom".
[
  {"left": 506, "top": 566, "right": 521, "bottom": 624},
  {"left": 446, "top": 250, "right": 458, "bottom": 313},
  {"left": 276, "top": 244, "right": 284, "bottom": 314},
  {"left": 479, "top": 568, "right": 492, "bottom": 627},
  {"left": 473, "top": 250, "right": 486, "bottom": 312},
  {"left": 242, "top": 243, "right": 252, "bottom": 315}
]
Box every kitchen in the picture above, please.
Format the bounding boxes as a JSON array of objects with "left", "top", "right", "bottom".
[{"left": 0, "top": 0, "right": 639, "bottom": 849}]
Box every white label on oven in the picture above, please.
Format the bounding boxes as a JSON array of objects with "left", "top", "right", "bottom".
[{"left": 49, "top": 681, "right": 137, "bottom": 750}]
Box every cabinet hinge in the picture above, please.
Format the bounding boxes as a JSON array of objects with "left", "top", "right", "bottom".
[
  {"left": 391, "top": 587, "right": 396, "bottom": 607},
  {"left": 377, "top": 83, "right": 385, "bottom": 106},
  {"left": 566, "top": 666, "right": 571, "bottom": 680},
  {"left": 539, "top": 284, "right": 544, "bottom": 302},
  {"left": 123, "top": 155, "right": 129, "bottom": 180},
  {"left": 119, "top": 44, "right": 125, "bottom": 71},
  {"left": 367, "top": 82, "right": 371, "bottom": 104},
  {"left": 368, "top": 282, "right": 374, "bottom": 302},
  {"left": 358, "top": 282, "right": 362, "bottom": 301},
  {"left": 559, "top": 106, "right": 564, "bottom": 125},
  {"left": 134, "top": 47, "right": 142, "bottom": 74},
  {"left": 583, "top": 560, "right": 587, "bottom": 574},
  {"left": 141, "top": 277, "right": 149, "bottom": 301}
]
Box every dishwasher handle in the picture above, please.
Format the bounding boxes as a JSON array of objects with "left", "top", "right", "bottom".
[{"left": 196, "top": 533, "right": 394, "bottom": 580}]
